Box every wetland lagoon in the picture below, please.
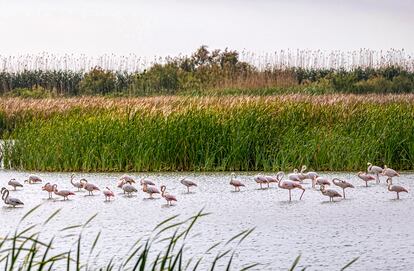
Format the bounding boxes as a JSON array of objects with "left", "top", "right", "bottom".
[{"left": 0, "top": 170, "right": 413, "bottom": 270}]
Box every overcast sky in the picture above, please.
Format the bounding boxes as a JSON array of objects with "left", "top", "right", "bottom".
[{"left": 0, "top": 0, "right": 413, "bottom": 57}]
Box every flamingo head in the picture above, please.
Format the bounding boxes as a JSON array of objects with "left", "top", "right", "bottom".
[
  {"left": 160, "top": 185, "right": 166, "bottom": 192},
  {"left": 386, "top": 178, "right": 392, "bottom": 186},
  {"left": 293, "top": 169, "right": 298, "bottom": 173},
  {"left": 301, "top": 165, "right": 307, "bottom": 173},
  {"left": 276, "top": 171, "right": 284, "bottom": 182}
]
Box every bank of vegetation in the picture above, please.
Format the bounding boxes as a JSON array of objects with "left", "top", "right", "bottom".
[
  {"left": 1, "top": 47, "right": 414, "bottom": 97},
  {"left": 1, "top": 95, "right": 413, "bottom": 172}
]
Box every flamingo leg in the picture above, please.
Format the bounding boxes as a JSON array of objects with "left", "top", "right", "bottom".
[
  {"left": 187, "top": 187, "right": 190, "bottom": 193},
  {"left": 260, "top": 183, "right": 262, "bottom": 189},
  {"left": 376, "top": 173, "right": 380, "bottom": 184},
  {"left": 397, "top": 192, "right": 400, "bottom": 200},
  {"left": 267, "top": 182, "right": 270, "bottom": 188},
  {"left": 299, "top": 188, "right": 305, "bottom": 200},
  {"left": 365, "top": 181, "right": 368, "bottom": 187},
  {"left": 343, "top": 188, "right": 346, "bottom": 199},
  {"left": 289, "top": 190, "right": 291, "bottom": 202}
]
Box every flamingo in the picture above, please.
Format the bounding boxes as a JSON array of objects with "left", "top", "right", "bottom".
[
  {"left": 42, "top": 182, "right": 55, "bottom": 199},
  {"left": 142, "top": 183, "right": 160, "bottom": 198},
  {"left": 299, "top": 165, "right": 319, "bottom": 181},
  {"left": 83, "top": 182, "right": 100, "bottom": 196},
  {"left": 319, "top": 184, "right": 342, "bottom": 202},
  {"left": 230, "top": 173, "right": 245, "bottom": 192},
  {"left": 8, "top": 179, "right": 23, "bottom": 191},
  {"left": 180, "top": 178, "right": 197, "bottom": 193},
  {"left": 140, "top": 178, "right": 155, "bottom": 186},
  {"left": 161, "top": 185, "right": 177, "bottom": 206},
  {"left": 288, "top": 169, "right": 302, "bottom": 183},
  {"left": 121, "top": 181, "right": 138, "bottom": 196},
  {"left": 367, "top": 163, "right": 383, "bottom": 183},
  {"left": 264, "top": 175, "right": 278, "bottom": 186},
  {"left": 357, "top": 172, "right": 376, "bottom": 187},
  {"left": 312, "top": 177, "right": 330, "bottom": 188},
  {"left": 70, "top": 174, "right": 87, "bottom": 191},
  {"left": 332, "top": 178, "right": 354, "bottom": 199},
  {"left": 1, "top": 187, "right": 24, "bottom": 207},
  {"left": 254, "top": 175, "right": 269, "bottom": 189},
  {"left": 103, "top": 187, "right": 115, "bottom": 201},
  {"left": 24, "top": 175, "right": 43, "bottom": 184},
  {"left": 276, "top": 172, "right": 305, "bottom": 202},
  {"left": 386, "top": 178, "right": 408, "bottom": 199},
  {"left": 120, "top": 175, "right": 136, "bottom": 184},
  {"left": 382, "top": 165, "right": 400, "bottom": 183},
  {"left": 52, "top": 184, "right": 75, "bottom": 200}
]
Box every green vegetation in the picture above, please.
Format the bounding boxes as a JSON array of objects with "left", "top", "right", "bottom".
[
  {"left": 2, "top": 96, "right": 413, "bottom": 172},
  {"left": 1, "top": 47, "right": 414, "bottom": 96}
]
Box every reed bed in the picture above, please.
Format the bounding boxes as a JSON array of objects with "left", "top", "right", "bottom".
[
  {"left": 2, "top": 95, "right": 414, "bottom": 172},
  {"left": 1, "top": 49, "right": 412, "bottom": 72},
  {"left": 1, "top": 47, "right": 414, "bottom": 96}
]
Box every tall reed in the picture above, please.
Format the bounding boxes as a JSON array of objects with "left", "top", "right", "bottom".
[{"left": 3, "top": 96, "right": 414, "bottom": 171}]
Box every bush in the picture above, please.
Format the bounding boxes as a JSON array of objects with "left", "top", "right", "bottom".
[{"left": 79, "top": 67, "right": 116, "bottom": 95}]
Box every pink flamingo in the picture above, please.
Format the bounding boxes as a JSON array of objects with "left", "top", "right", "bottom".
[
  {"left": 382, "top": 165, "right": 400, "bottom": 184},
  {"left": 254, "top": 175, "right": 269, "bottom": 189},
  {"left": 264, "top": 175, "right": 278, "bottom": 186},
  {"left": 140, "top": 178, "right": 155, "bottom": 186},
  {"left": 1, "top": 187, "right": 24, "bottom": 207},
  {"left": 83, "top": 182, "right": 100, "bottom": 196},
  {"left": 24, "top": 175, "right": 43, "bottom": 184},
  {"left": 312, "top": 177, "right": 331, "bottom": 188},
  {"left": 288, "top": 169, "right": 302, "bottom": 183},
  {"left": 53, "top": 184, "right": 75, "bottom": 201},
  {"left": 299, "top": 165, "right": 319, "bottom": 181},
  {"left": 276, "top": 172, "right": 305, "bottom": 202},
  {"left": 103, "top": 187, "right": 115, "bottom": 201},
  {"left": 230, "top": 173, "right": 245, "bottom": 192},
  {"left": 42, "top": 182, "right": 55, "bottom": 199},
  {"left": 142, "top": 183, "right": 160, "bottom": 198},
  {"left": 8, "top": 179, "right": 23, "bottom": 191},
  {"left": 319, "top": 184, "right": 342, "bottom": 202},
  {"left": 332, "top": 178, "right": 354, "bottom": 199},
  {"left": 367, "top": 163, "right": 383, "bottom": 183},
  {"left": 386, "top": 178, "right": 408, "bottom": 199},
  {"left": 70, "top": 174, "right": 87, "bottom": 191},
  {"left": 120, "top": 175, "right": 136, "bottom": 184},
  {"left": 180, "top": 178, "right": 198, "bottom": 193},
  {"left": 161, "top": 185, "right": 177, "bottom": 205},
  {"left": 357, "top": 172, "right": 376, "bottom": 187}
]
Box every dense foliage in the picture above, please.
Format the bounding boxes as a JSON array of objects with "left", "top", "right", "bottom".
[
  {"left": 1, "top": 47, "right": 414, "bottom": 96},
  {"left": 2, "top": 96, "right": 413, "bottom": 171}
]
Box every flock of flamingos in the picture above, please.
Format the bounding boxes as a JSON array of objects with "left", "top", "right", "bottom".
[{"left": 1, "top": 163, "right": 409, "bottom": 208}]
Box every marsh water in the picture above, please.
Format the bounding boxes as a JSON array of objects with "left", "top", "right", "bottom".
[{"left": 0, "top": 170, "right": 413, "bottom": 270}]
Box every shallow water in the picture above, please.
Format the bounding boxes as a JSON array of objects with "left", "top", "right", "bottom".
[{"left": 0, "top": 170, "right": 413, "bottom": 270}]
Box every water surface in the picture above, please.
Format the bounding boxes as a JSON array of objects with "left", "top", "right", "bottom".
[{"left": 0, "top": 171, "right": 413, "bottom": 270}]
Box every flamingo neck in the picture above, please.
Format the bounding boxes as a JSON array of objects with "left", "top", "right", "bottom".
[{"left": 3, "top": 190, "right": 9, "bottom": 201}]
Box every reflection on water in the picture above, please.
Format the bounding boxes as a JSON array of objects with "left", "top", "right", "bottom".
[{"left": 0, "top": 170, "right": 413, "bottom": 270}]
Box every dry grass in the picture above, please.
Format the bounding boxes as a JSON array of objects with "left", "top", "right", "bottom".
[{"left": 1, "top": 94, "right": 414, "bottom": 116}]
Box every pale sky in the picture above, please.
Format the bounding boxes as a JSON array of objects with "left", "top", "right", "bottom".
[{"left": 0, "top": 0, "right": 413, "bottom": 57}]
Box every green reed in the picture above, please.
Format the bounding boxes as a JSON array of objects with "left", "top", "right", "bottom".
[{"left": 3, "top": 98, "right": 414, "bottom": 172}]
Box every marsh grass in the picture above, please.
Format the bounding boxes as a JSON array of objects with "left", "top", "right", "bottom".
[{"left": 2, "top": 95, "right": 414, "bottom": 172}]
